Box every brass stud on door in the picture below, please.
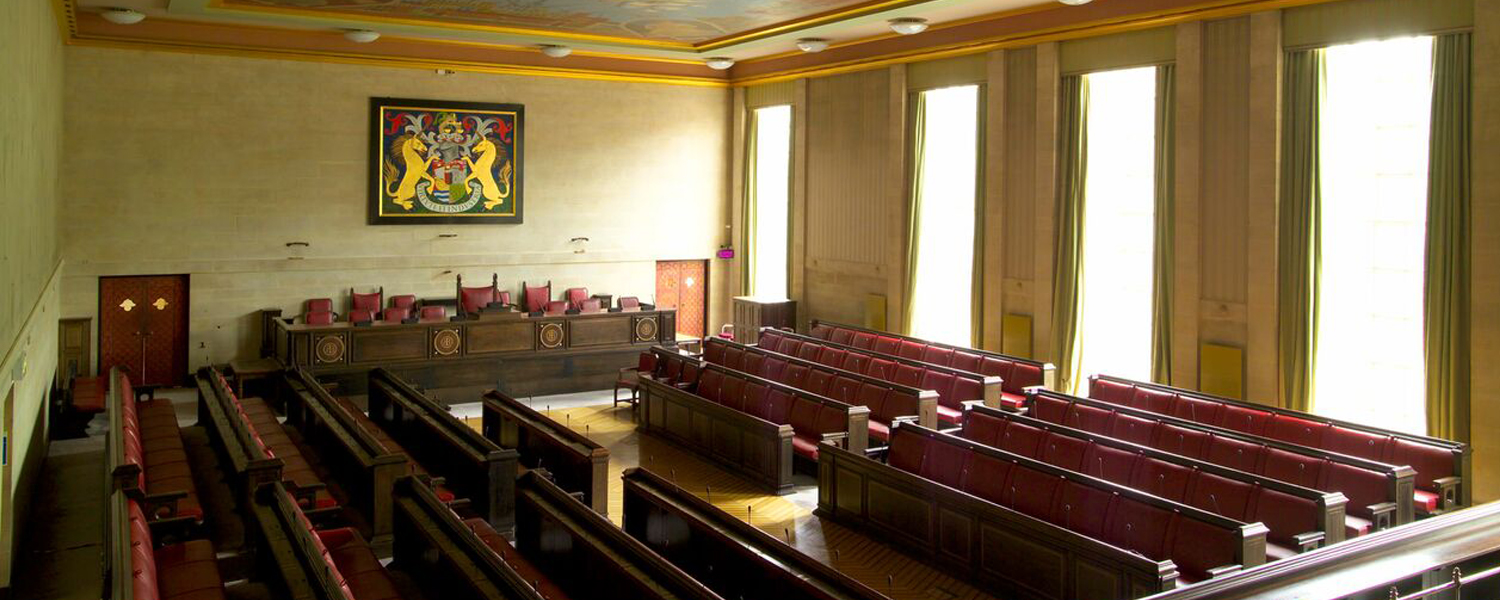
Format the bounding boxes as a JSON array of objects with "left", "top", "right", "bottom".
[
  {"left": 119, "top": 299, "right": 136, "bottom": 312},
  {"left": 153, "top": 298, "right": 168, "bottom": 310}
]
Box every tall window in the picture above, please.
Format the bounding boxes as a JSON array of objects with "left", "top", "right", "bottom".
[
  {"left": 749, "top": 105, "right": 792, "bottom": 299},
  {"left": 1313, "top": 37, "right": 1432, "bottom": 434},
  {"left": 907, "top": 85, "right": 980, "bottom": 346},
  {"left": 1074, "top": 67, "right": 1158, "bottom": 384}
]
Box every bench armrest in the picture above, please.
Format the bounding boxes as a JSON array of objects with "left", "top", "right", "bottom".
[
  {"left": 890, "top": 415, "right": 921, "bottom": 428},
  {"left": 1432, "top": 476, "right": 1462, "bottom": 511},
  {"left": 820, "top": 431, "right": 850, "bottom": 449},
  {"left": 1368, "top": 501, "right": 1399, "bottom": 530},
  {"left": 1292, "top": 530, "right": 1325, "bottom": 552},
  {"left": 1206, "top": 565, "right": 1243, "bottom": 579},
  {"left": 139, "top": 489, "right": 188, "bottom": 519},
  {"left": 145, "top": 515, "right": 197, "bottom": 545}
]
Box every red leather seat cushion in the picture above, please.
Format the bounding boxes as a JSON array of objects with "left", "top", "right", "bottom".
[
  {"left": 1004, "top": 465, "right": 1062, "bottom": 518},
  {"left": 831, "top": 377, "right": 861, "bottom": 405},
  {"left": 1216, "top": 405, "right": 1271, "bottom": 435},
  {"left": 788, "top": 398, "right": 821, "bottom": 436},
  {"left": 874, "top": 337, "right": 900, "bottom": 355},
  {"left": 1156, "top": 424, "right": 1210, "bottom": 460},
  {"left": 1039, "top": 434, "right": 1089, "bottom": 471},
  {"left": 1107, "top": 500, "right": 1173, "bottom": 559},
  {"left": 1107, "top": 413, "right": 1157, "bottom": 446},
  {"left": 1009, "top": 363, "right": 1044, "bottom": 390},
  {"left": 763, "top": 390, "right": 793, "bottom": 424},
  {"left": 797, "top": 344, "right": 822, "bottom": 362},
  {"left": 742, "top": 353, "right": 764, "bottom": 375},
  {"left": 979, "top": 357, "right": 1014, "bottom": 382},
  {"left": 464, "top": 519, "right": 573, "bottom": 600},
  {"left": 721, "top": 378, "right": 747, "bottom": 412},
  {"left": 1130, "top": 388, "right": 1175, "bottom": 414},
  {"left": 782, "top": 365, "right": 809, "bottom": 389},
  {"left": 810, "top": 325, "right": 833, "bottom": 339},
  {"left": 851, "top": 332, "right": 877, "bottom": 349},
  {"left": 1266, "top": 415, "right": 1330, "bottom": 449},
  {"left": 1065, "top": 404, "right": 1114, "bottom": 434},
  {"left": 998, "top": 391, "right": 1026, "bottom": 409},
  {"left": 894, "top": 365, "right": 923, "bottom": 388},
  {"left": 1413, "top": 490, "right": 1440, "bottom": 513},
  {"left": 843, "top": 353, "right": 870, "bottom": 374},
  {"left": 1170, "top": 395, "right": 1222, "bottom": 425},
  {"left": 1082, "top": 443, "right": 1137, "bottom": 485},
  {"left": 805, "top": 370, "right": 835, "bottom": 396},
  {"left": 761, "top": 357, "right": 787, "bottom": 381},
  {"left": 1090, "top": 379, "right": 1134, "bottom": 405},
  {"left": 1129, "top": 459, "right": 1193, "bottom": 502},
  {"left": 1390, "top": 438, "right": 1455, "bottom": 490},
  {"left": 868, "top": 420, "right": 891, "bottom": 442},
  {"left": 696, "top": 370, "right": 723, "bottom": 401},
  {"left": 1323, "top": 427, "right": 1391, "bottom": 462},
  {"left": 742, "top": 383, "right": 771, "bottom": 420},
  {"left": 791, "top": 435, "right": 819, "bottom": 459},
  {"left": 963, "top": 411, "right": 1006, "bottom": 446},
  {"left": 996, "top": 420, "right": 1045, "bottom": 457},
  {"left": 859, "top": 385, "right": 892, "bottom": 420},
  {"left": 865, "top": 359, "right": 897, "bottom": 380},
  {"left": 922, "top": 347, "right": 955, "bottom": 367},
  {"left": 887, "top": 431, "right": 927, "bottom": 473},
  {"left": 949, "top": 352, "right": 981, "bottom": 373},
  {"left": 919, "top": 371, "right": 957, "bottom": 408},
  {"left": 155, "top": 540, "right": 227, "bottom": 600},
  {"left": 1052, "top": 481, "right": 1116, "bottom": 540},
  {"left": 723, "top": 347, "right": 744, "bottom": 370},
  {"left": 816, "top": 347, "right": 845, "bottom": 368},
  {"left": 1262, "top": 449, "right": 1325, "bottom": 489},
  {"left": 1170, "top": 516, "right": 1238, "bottom": 582},
  {"left": 1204, "top": 435, "right": 1264, "bottom": 474},
  {"left": 1186, "top": 472, "right": 1254, "bottom": 521},
  {"left": 961, "top": 454, "right": 1014, "bottom": 504},
  {"left": 830, "top": 329, "right": 855, "bottom": 346},
  {"left": 318, "top": 528, "right": 402, "bottom": 600},
  {"left": 935, "top": 405, "right": 963, "bottom": 426},
  {"left": 1253, "top": 487, "right": 1319, "bottom": 547},
  {"left": 1027, "top": 396, "right": 1071, "bottom": 424},
  {"left": 919, "top": 439, "right": 970, "bottom": 488},
  {"left": 704, "top": 342, "right": 725, "bottom": 364},
  {"left": 898, "top": 340, "right": 926, "bottom": 360},
  {"left": 951, "top": 378, "right": 983, "bottom": 405},
  {"left": 1322, "top": 463, "right": 1391, "bottom": 520}
]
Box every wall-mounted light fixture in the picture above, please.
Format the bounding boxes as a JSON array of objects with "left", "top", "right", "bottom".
[{"left": 569, "top": 237, "right": 591, "bottom": 254}]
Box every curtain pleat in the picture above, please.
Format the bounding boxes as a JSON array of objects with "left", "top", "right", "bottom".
[
  {"left": 902, "top": 94, "right": 928, "bottom": 334},
  {"left": 742, "top": 111, "right": 760, "bottom": 295},
  {"left": 1424, "top": 33, "right": 1471, "bottom": 442},
  {"left": 1151, "top": 65, "right": 1176, "bottom": 385},
  {"left": 1277, "top": 49, "right": 1325, "bottom": 413},
  {"left": 1050, "top": 75, "right": 1090, "bottom": 393}
]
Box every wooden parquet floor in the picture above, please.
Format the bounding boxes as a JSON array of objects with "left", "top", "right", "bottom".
[{"left": 465, "top": 405, "right": 1004, "bottom": 600}]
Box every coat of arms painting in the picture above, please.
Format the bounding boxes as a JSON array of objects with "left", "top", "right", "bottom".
[{"left": 369, "top": 98, "right": 524, "bottom": 224}]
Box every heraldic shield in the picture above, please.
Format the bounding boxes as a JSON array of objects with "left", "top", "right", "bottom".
[{"left": 370, "top": 97, "right": 524, "bottom": 224}]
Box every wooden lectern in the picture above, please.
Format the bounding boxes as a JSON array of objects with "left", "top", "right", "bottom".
[{"left": 731, "top": 297, "right": 796, "bottom": 345}]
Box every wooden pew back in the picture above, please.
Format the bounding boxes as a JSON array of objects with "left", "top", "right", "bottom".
[
  {"left": 964, "top": 404, "right": 1348, "bottom": 550},
  {"left": 704, "top": 336, "right": 938, "bottom": 431},
  {"left": 1027, "top": 388, "right": 1417, "bottom": 529},
  {"left": 368, "top": 368, "right": 519, "bottom": 531},
  {"left": 195, "top": 367, "right": 283, "bottom": 509},
  {"left": 390, "top": 477, "right": 550, "bottom": 600},
  {"left": 621, "top": 467, "right": 890, "bottom": 600},
  {"left": 279, "top": 368, "right": 409, "bottom": 551},
  {"left": 809, "top": 319, "right": 1056, "bottom": 393},
  {"left": 513, "top": 471, "right": 724, "bottom": 600},
  {"left": 480, "top": 389, "right": 610, "bottom": 515},
  {"left": 1089, "top": 373, "right": 1471, "bottom": 513}
]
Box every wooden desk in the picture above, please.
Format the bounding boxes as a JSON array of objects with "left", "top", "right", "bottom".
[{"left": 267, "top": 308, "right": 677, "bottom": 397}]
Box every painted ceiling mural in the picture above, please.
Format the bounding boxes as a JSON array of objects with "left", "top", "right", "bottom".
[{"left": 219, "top": 0, "right": 877, "bottom": 43}]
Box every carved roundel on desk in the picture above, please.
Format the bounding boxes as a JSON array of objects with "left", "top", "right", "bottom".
[
  {"left": 538, "top": 322, "right": 566, "bottom": 349},
  {"left": 431, "top": 328, "right": 462, "bottom": 356},
  {"left": 313, "top": 334, "right": 346, "bottom": 364},
  {"left": 633, "top": 316, "right": 659, "bottom": 343}
]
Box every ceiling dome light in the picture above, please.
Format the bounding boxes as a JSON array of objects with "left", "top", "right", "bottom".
[
  {"left": 705, "top": 57, "right": 735, "bottom": 70},
  {"left": 540, "top": 44, "right": 572, "bottom": 58},
  {"left": 101, "top": 8, "right": 145, "bottom": 25},
  {"left": 343, "top": 29, "right": 380, "bottom": 43},
  {"left": 888, "top": 17, "right": 928, "bottom": 35},
  {"left": 1058, "top": 0, "right": 1093, "bottom": 4},
  {"left": 795, "top": 38, "right": 830, "bottom": 53}
]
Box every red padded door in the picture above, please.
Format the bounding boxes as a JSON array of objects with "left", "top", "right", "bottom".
[
  {"left": 99, "top": 275, "right": 189, "bottom": 387},
  {"left": 655, "top": 260, "right": 706, "bottom": 339}
]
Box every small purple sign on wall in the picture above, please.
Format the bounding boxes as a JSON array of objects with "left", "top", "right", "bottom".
[{"left": 716, "top": 248, "right": 735, "bottom": 259}]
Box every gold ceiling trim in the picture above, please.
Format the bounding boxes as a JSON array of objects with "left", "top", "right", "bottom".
[
  {"left": 730, "top": 0, "right": 1347, "bottom": 85},
  {"left": 66, "top": 33, "right": 731, "bottom": 88}
]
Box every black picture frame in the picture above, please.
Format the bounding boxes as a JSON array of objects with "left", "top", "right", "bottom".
[{"left": 368, "top": 97, "right": 525, "bottom": 225}]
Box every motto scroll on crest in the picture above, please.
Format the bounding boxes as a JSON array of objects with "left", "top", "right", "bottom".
[{"left": 369, "top": 98, "right": 524, "bottom": 224}]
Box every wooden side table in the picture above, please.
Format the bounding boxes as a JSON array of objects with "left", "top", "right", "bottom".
[{"left": 228, "top": 357, "right": 281, "bottom": 398}]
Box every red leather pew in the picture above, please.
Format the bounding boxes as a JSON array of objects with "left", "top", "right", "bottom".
[
  {"left": 1026, "top": 388, "right": 1415, "bottom": 536},
  {"left": 702, "top": 336, "right": 938, "bottom": 446},
  {"left": 809, "top": 319, "right": 1056, "bottom": 406},
  {"left": 756, "top": 328, "right": 1001, "bottom": 425},
  {"left": 210, "top": 370, "right": 337, "bottom": 513},
  {"left": 108, "top": 490, "right": 226, "bottom": 600},
  {"left": 1088, "top": 374, "right": 1471, "bottom": 516},
  {"left": 963, "top": 405, "right": 1348, "bottom": 556},
  {"left": 108, "top": 367, "right": 205, "bottom": 524}
]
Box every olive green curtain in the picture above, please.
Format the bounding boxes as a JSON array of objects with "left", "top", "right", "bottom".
[
  {"left": 741, "top": 110, "right": 760, "bottom": 295},
  {"left": 1051, "top": 75, "right": 1090, "bottom": 393},
  {"left": 901, "top": 93, "right": 928, "bottom": 334},
  {"left": 1424, "top": 33, "right": 1471, "bottom": 442},
  {"left": 1151, "top": 65, "right": 1176, "bottom": 385},
  {"left": 1277, "top": 49, "right": 1325, "bottom": 413}
]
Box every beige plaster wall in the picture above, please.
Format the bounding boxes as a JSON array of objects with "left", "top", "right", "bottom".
[
  {"left": 0, "top": 0, "right": 63, "bottom": 587},
  {"left": 61, "top": 47, "right": 731, "bottom": 366}
]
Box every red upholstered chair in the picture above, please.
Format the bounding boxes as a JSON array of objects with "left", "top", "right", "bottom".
[
  {"left": 545, "top": 301, "right": 567, "bottom": 314},
  {"left": 390, "top": 295, "right": 416, "bottom": 310},
  {"left": 420, "top": 306, "right": 446, "bottom": 320},
  {"left": 304, "top": 311, "right": 335, "bottom": 325},
  {"left": 457, "top": 273, "right": 500, "bottom": 315},
  {"left": 581, "top": 298, "right": 603, "bottom": 313},
  {"left": 616, "top": 353, "right": 658, "bottom": 408},
  {"left": 565, "top": 287, "right": 589, "bottom": 311},
  {"left": 619, "top": 296, "right": 641, "bottom": 309},
  {"left": 524, "top": 280, "right": 553, "bottom": 313},
  {"left": 347, "top": 309, "right": 375, "bottom": 323},
  {"left": 350, "top": 288, "right": 383, "bottom": 314},
  {"left": 305, "top": 298, "right": 333, "bottom": 314},
  {"left": 498, "top": 290, "right": 513, "bottom": 306},
  {"left": 383, "top": 307, "right": 410, "bottom": 323}
]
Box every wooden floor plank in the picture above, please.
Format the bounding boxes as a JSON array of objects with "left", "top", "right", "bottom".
[{"left": 465, "top": 404, "right": 1003, "bottom": 600}]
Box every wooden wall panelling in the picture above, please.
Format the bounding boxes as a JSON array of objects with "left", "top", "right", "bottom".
[
  {"left": 1245, "top": 11, "right": 1283, "bottom": 405},
  {"left": 982, "top": 49, "right": 1007, "bottom": 352},
  {"left": 885, "top": 65, "right": 909, "bottom": 333},
  {"left": 1173, "top": 22, "right": 1204, "bottom": 389},
  {"left": 792, "top": 79, "right": 810, "bottom": 328},
  {"left": 1002, "top": 47, "right": 1038, "bottom": 308},
  {"left": 730, "top": 87, "right": 747, "bottom": 304},
  {"left": 1199, "top": 17, "right": 1252, "bottom": 309}
]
